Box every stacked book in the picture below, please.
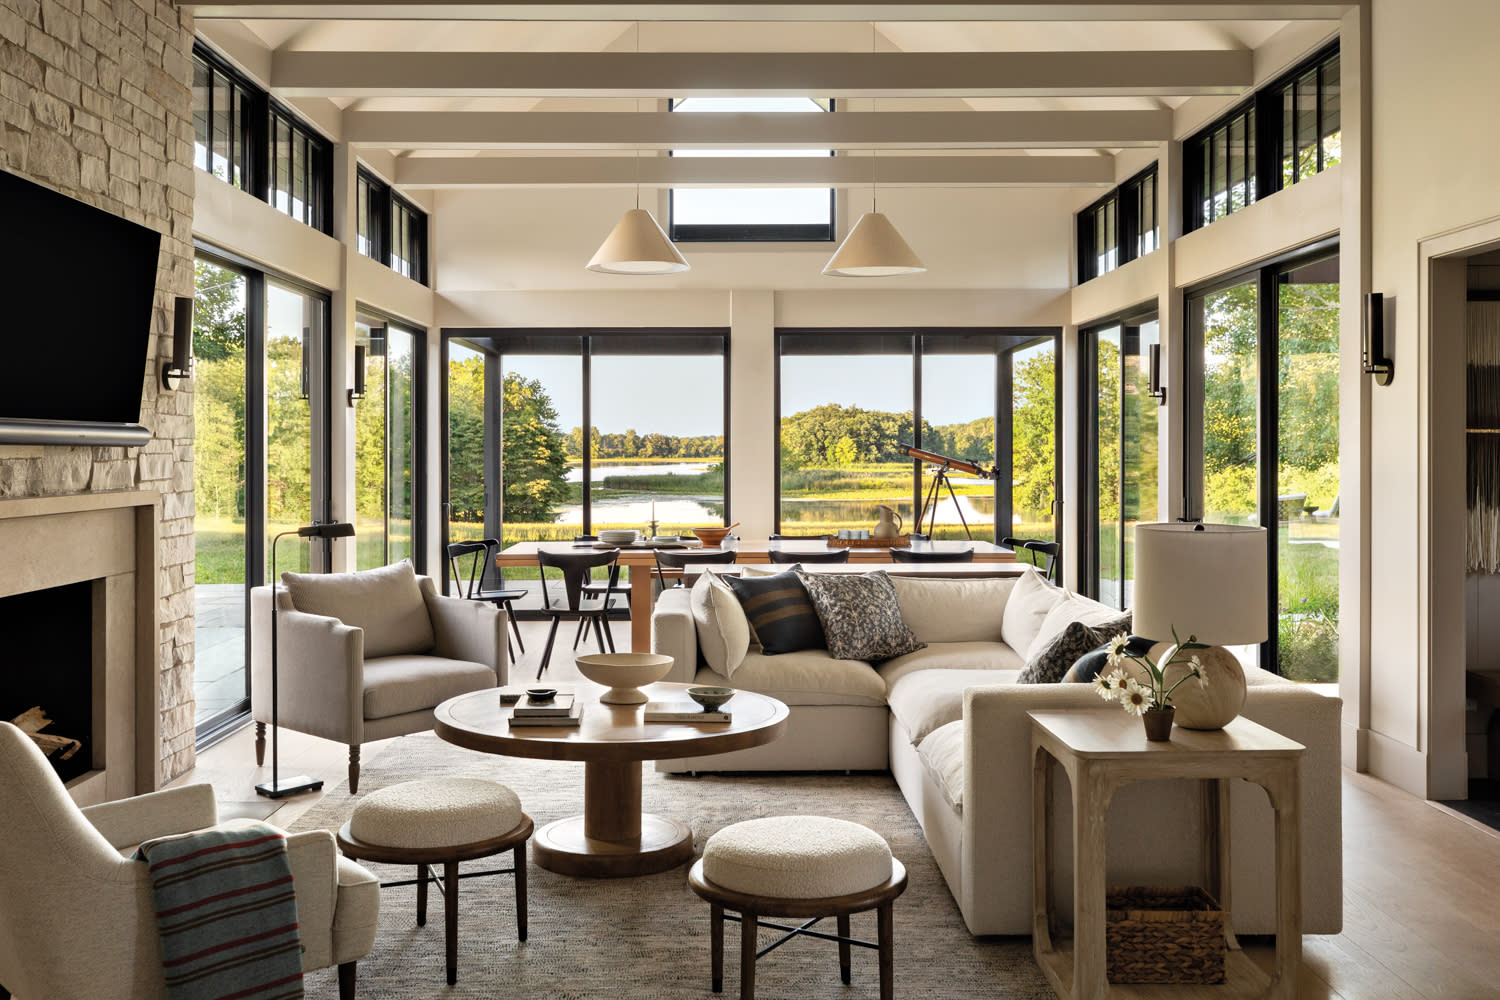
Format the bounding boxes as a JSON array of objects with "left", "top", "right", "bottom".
[
  {"left": 642, "top": 701, "right": 732, "bottom": 724},
  {"left": 509, "top": 692, "right": 582, "bottom": 727}
]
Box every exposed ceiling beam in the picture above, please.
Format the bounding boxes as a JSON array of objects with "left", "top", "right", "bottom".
[
  {"left": 273, "top": 50, "right": 1251, "bottom": 98},
  {"left": 343, "top": 109, "right": 1171, "bottom": 149},
  {"left": 188, "top": 3, "right": 1353, "bottom": 23},
  {"left": 394, "top": 153, "right": 1116, "bottom": 187}
]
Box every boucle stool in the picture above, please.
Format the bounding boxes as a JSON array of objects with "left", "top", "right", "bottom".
[
  {"left": 688, "top": 816, "right": 908, "bottom": 1000},
  {"left": 336, "top": 777, "right": 533, "bottom": 985}
]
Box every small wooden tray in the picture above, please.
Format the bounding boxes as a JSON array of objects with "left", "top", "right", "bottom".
[{"left": 828, "top": 534, "right": 910, "bottom": 549}]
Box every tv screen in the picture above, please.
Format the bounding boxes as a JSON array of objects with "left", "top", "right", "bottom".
[{"left": 0, "top": 168, "right": 161, "bottom": 427}]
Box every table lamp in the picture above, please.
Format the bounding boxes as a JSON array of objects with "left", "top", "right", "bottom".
[
  {"left": 1131, "top": 522, "right": 1268, "bottom": 729},
  {"left": 256, "top": 520, "right": 356, "bottom": 799}
]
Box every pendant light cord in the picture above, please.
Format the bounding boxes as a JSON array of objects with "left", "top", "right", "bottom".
[
  {"left": 871, "top": 21, "right": 878, "bottom": 214},
  {"left": 635, "top": 22, "right": 641, "bottom": 210}
]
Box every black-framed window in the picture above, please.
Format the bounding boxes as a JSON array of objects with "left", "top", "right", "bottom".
[
  {"left": 1185, "top": 41, "right": 1340, "bottom": 233},
  {"left": 356, "top": 167, "right": 429, "bottom": 285},
  {"left": 669, "top": 97, "right": 835, "bottom": 243},
  {"left": 192, "top": 41, "right": 332, "bottom": 235},
  {"left": 1077, "top": 165, "right": 1158, "bottom": 283},
  {"left": 774, "top": 329, "right": 1061, "bottom": 546},
  {"left": 355, "top": 312, "right": 426, "bottom": 570}
]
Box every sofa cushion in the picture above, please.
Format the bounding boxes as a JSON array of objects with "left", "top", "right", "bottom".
[
  {"left": 1018, "top": 613, "right": 1132, "bottom": 684},
  {"left": 1030, "top": 593, "right": 1130, "bottom": 660},
  {"left": 878, "top": 641, "right": 1025, "bottom": 690},
  {"left": 1063, "top": 634, "right": 1155, "bottom": 683},
  {"left": 691, "top": 571, "right": 752, "bottom": 675},
  {"left": 724, "top": 569, "right": 826, "bottom": 658},
  {"left": 999, "top": 568, "right": 1069, "bottom": 658},
  {"left": 362, "top": 654, "right": 496, "bottom": 720},
  {"left": 888, "top": 576, "right": 1014, "bottom": 644},
  {"left": 799, "top": 571, "right": 926, "bottom": 662},
  {"left": 283, "top": 559, "right": 434, "bottom": 659},
  {"left": 694, "top": 649, "right": 887, "bottom": 706},
  {"left": 887, "top": 668, "right": 1020, "bottom": 744},
  {"left": 917, "top": 721, "right": 966, "bottom": 810}
]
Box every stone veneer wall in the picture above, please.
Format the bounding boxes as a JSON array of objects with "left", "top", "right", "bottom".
[{"left": 0, "top": 0, "right": 197, "bottom": 782}]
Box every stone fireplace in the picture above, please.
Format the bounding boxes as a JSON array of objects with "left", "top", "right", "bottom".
[{"left": 0, "top": 492, "right": 160, "bottom": 804}]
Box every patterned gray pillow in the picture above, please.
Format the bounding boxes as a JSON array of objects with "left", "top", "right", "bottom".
[
  {"left": 796, "top": 571, "right": 927, "bottom": 662},
  {"left": 1017, "top": 612, "right": 1132, "bottom": 684}
]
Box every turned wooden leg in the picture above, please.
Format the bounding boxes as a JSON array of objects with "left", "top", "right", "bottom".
[
  {"left": 710, "top": 903, "right": 724, "bottom": 993},
  {"left": 513, "top": 841, "right": 528, "bottom": 942},
  {"left": 445, "top": 860, "right": 459, "bottom": 985},
  {"left": 739, "top": 910, "right": 757, "bottom": 1000},
  {"left": 416, "top": 863, "right": 429, "bottom": 926},
  {"left": 254, "top": 722, "right": 266, "bottom": 766},
  {"left": 348, "top": 746, "right": 361, "bottom": 795},
  {"left": 878, "top": 903, "right": 894, "bottom": 1000},
  {"left": 838, "top": 913, "right": 852, "bottom": 984},
  {"left": 337, "top": 962, "right": 356, "bottom": 1000}
]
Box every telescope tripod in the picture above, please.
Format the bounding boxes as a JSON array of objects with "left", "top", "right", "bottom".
[{"left": 916, "top": 465, "right": 974, "bottom": 540}]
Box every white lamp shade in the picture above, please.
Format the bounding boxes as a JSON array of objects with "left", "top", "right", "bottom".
[
  {"left": 586, "top": 208, "right": 690, "bottom": 274},
  {"left": 822, "top": 211, "right": 926, "bottom": 277},
  {"left": 1131, "top": 522, "right": 1268, "bottom": 645}
]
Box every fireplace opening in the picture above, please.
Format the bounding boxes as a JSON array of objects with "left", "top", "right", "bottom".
[{"left": 0, "top": 580, "right": 94, "bottom": 785}]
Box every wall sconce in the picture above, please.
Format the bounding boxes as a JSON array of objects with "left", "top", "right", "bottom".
[
  {"left": 347, "top": 344, "right": 367, "bottom": 406},
  {"left": 161, "top": 296, "right": 194, "bottom": 390},
  {"left": 1147, "top": 343, "right": 1167, "bottom": 405},
  {"left": 1363, "top": 291, "right": 1394, "bottom": 385}
]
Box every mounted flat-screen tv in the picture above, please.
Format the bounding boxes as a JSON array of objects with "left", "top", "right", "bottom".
[{"left": 0, "top": 168, "right": 161, "bottom": 446}]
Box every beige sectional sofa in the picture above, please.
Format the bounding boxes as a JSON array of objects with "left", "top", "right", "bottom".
[{"left": 651, "top": 569, "right": 1342, "bottom": 937}]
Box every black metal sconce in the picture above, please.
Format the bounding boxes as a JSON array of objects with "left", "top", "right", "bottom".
[
  {"left": 1147, "top": 343, "right": 1167, "bottom": 405},
  {"left": 161, "top": 296, "right": 194, "bottom": 390},
  {"left": 347, "top": 344, "right": 367, "bottom": 406},
  {"left": 1363, "top": 292, "right": 1394, "bottom": 386}
]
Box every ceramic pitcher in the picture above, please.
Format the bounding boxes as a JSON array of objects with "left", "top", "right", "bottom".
[{"left": 872, "top": 504, "right": 904, "bottom": 539}]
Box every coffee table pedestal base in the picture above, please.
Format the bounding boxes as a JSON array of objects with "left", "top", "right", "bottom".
[{"left": 533, "top": 813, "right": 694, "bottom": 877}]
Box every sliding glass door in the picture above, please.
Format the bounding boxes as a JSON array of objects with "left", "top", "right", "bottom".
[{"left": 355, "top": 316, "right": 421, "bottom": 569}]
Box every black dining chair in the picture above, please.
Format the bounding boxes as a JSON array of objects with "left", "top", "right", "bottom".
[
  {"left": 768, "top": 548, "right": 849, "bottom": 564},
  {"left": 1001, "top": 536, "right": 1062, "bottom": 584},
  {"left": 446, "top": 539, "right": 527, "bottom": 663},
  {"left": 571, "top": 535, "right": 632, "bottom": 651},
  {"left": 890, "top": 547, "right": 975, "bottom": 563},
  {"left": 536, "top": 548, "right": 622, "bottom": 681},
  {"left": 653, "top": 549, "right": 738, "bottom": 591}
]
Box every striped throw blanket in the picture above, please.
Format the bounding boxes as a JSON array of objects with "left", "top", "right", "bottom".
[{"left": 135, "top": 823, "right": 305, "bottom": 1000}]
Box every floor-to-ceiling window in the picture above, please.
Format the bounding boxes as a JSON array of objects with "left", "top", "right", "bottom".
[
  {"left": 264, "top": 279, "right": 326, "bottom": 577},
  {"left": 355, "top": 316, "right": 421, "bottom": 569}
]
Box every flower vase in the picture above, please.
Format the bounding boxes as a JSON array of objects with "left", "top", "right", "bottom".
[{"left": 1142, "top": 706, "right": 1175, "bottom": 741}]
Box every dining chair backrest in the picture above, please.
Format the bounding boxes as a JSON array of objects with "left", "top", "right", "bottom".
[
  {"left": 769, "top": 548, "right": 849, "bottom": 564},
  {"left": 654, "top": 548, "right": 737, "bottom": 589},
  {"left": 1001, "top": 536, "right": 1061, "bottom": 583},
  {"left": 538, "top": 548, "right": 621, "bottom": 611},
  {"left": 889, "top": 546, "right": 975, "bottom": 563},
  {"left": 447, "top": 538, "right": 501, "bottom": 599}
]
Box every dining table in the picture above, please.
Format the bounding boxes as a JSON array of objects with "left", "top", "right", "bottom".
[{"left": 495, "top": 537, "right": 1020, "bottom": 652}]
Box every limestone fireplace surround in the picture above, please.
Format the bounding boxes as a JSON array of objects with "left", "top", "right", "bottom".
[{"left": 0, "top": 491, "right": 160, "bottom": 805}]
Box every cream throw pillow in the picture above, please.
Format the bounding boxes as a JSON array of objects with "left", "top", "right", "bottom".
[
  {"left": 281, "top": 558, "right": 434, "bottom": 659},
  {"left": 998, "top": 567, "right": 1068, "bottom": 657},
  {"left": 889, "top": 576, "right": 1014, "bottom": 644},
  {"left": 1029, "top": 593, "right": 1132, "bottom": 660},
  {"left": 690, "top": 570, "right": 752, "bottom": 675}
]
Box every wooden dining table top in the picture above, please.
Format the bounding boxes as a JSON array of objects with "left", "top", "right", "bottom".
[{"left": 494, "top": 537, "right": 1018, "bottom": 565}]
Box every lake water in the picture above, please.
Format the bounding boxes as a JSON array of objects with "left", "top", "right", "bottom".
[{"left": 560, "top": 461, "right": 722, "bottom": 524}]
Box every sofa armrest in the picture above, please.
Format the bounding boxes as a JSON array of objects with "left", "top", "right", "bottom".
[
  {"left": 81, "top": 784, "right": 219, "bottom": 850},
  {"left": 283, "top": 829, "right": 339, "bottom": 968},
  {"left": 419, "top": 577, "right": 507, "bottom": 686},
  {"left": 651, "top": 587, "right": 700, "bottom": 683},
  {"left": 251, "top": 585, "right": 366, "bottom": 743}
]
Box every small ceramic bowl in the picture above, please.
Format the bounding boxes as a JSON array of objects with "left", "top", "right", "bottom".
[
  {"left": 525, "top": 687, "right": 557, "bottom": 702},
  {"left": 687, "top": 686, "right": 734, "bottom": 711}
]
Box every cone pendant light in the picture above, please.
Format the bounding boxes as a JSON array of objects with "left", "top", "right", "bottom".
[
  {"left": 823, "top": 209, "right": 925, "bottom": 277},
  {"left": 587, "top": 206, "right": 690, "bottom": 274}
]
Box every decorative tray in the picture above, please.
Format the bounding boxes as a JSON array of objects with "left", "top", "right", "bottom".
[{"left": 828, "top": 534, "right": 911, "bottom": 549}]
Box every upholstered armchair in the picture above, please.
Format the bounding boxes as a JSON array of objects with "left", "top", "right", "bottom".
[
  {"left": 251, "top": 560, "right": 506, "bottom": 793},
  {"left": 0, "top": 722, "right": 379, "bottom": 1000}
]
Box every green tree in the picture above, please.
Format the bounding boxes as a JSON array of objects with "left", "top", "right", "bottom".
[
  {"left": 1011, "top": 348, "right": 1058, "bottom": 521},
  {"left": 502, "top": 372, "right": 571, "bottom": 522},
  {"left": 446, "top": 354, "right": 486, "bottom": 521}
]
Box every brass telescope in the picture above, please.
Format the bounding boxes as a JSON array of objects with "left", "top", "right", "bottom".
[
  {"left": 900, "top": 444, "right": 998, "bottom": 539},
  {"left": 899, "top": 444, "right": 996, "bottom": 481}
]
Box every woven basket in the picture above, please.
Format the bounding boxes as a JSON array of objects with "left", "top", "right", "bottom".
[
  {"left": 1105, "top": 886, "right": 1225, "bottom": 984},
  {"left": 828, "top": 534, "right": 911, "bottom": 549}
]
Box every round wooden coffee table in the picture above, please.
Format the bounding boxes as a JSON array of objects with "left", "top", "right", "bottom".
[{"left": 433, "top": 683, "right": 789, "bottom": 878}]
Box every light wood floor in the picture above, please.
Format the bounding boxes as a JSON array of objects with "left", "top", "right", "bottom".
[{"left": 175, "top": 619, "right": 1500, "bottom": 1000}]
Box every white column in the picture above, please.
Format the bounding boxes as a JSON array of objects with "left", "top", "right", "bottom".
[
  {"left": 728, "top": 290, "right": 776, "bottom": 539},
  {"left": 1158, "top": 138, "right": 1186, "bottom": 523},
  {"left": 329, "top": 143, "right": 358, "bottom": 571}
]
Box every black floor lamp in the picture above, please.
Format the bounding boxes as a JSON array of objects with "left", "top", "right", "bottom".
[{"left": 256, "top": 520, "right": 356, "bottom": 800}]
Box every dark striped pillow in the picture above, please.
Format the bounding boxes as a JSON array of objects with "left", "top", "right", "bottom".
[{"left": 724, "top": 568, "right": 826, "bottom": 655}]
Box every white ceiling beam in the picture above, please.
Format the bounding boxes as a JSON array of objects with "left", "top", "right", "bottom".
[
  {"left": 394, "top": 154, "right": 1116, "bottom": 187},
  {"left": 189, "top": 4, "right": 1353, "bottom": 23},
  {"left": 273, "top": 50, "right": 1251, "bottom": 98},
  {"left": 343, "top": 110, "right": 1171, "bottom": 149}
]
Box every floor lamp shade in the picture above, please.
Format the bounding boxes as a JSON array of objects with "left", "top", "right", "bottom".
[
  {"left": 1132, "top": 522, "right": 1268, "bottom": 645},
  {"left": 822, "top": 212, "right": 926, "bottom": 277},
  {"left": 587, "top": 208, "right": 690, "bottom": 274}
]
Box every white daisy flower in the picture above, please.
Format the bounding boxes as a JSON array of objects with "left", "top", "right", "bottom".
[
  {"left": 1092, "top": 671, "right": 1118, "bottom": 701},
  {"left": 1120, "top": 678, "right": 1155, "bottom": 716},
  {"left": 1105, "top": 634, "right": 1129, "bottom": 668}
]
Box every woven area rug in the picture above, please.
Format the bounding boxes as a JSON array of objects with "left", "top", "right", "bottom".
[{"left": 290, "top": 731, "right": 1049, "bottom": 998}]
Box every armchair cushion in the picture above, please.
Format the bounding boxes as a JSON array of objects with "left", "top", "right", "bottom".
[
  {"left": 363, "top": 654, "right": 498, "bottom": 720},
  {"left": 282, "top": 559, "right": 435, "bottom": 658}
]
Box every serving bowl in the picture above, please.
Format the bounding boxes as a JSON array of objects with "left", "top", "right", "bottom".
[
  {"left": 691, "top": 521, "right": 740, "bottom": 547},
  {"left": 575, "top": 652, "right": 675, "bottom": 705},
  {"left": 687, "top": 686, "right": 734, "bottom": 711}
]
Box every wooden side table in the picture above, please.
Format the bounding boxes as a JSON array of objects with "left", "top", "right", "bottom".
[{"left": 1028, "top": 710, "right": 1304, "bottom": 1000}]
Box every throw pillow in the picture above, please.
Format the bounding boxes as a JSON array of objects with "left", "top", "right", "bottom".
[
  {"left": 723, "top": 569, "right": 825, "bottom": 656},
  {"left": 1016, "top": 612, "right": 1132, "bottom": 684},
  {"left": 281, "top": 558, "right": 434, "bottom": 659},
  {"left": 888, "top": 575, "right": 1014, "bottom": 644},
  {"left": 999, "top": 567, "right": 1069, "bottom": 656},
  {"left": 797, "top": 571, "right": 927, "bottom": 663},
  {"left": 690, "top": 570, "right": 752, "bottom": 675},
  {"left": 1063, "top": 634, "right": 1155, "bottom": 683},
  {"left": 1030, "top": 594, "right": 1137, "bottom": 661}
]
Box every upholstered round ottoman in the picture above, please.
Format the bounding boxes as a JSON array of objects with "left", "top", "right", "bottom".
[
  {"left": 336, "top": 777, "right": 533, "bottom": 985},
  {"left": 688, "top": 816, "right": 908, "bottom": 1000}
]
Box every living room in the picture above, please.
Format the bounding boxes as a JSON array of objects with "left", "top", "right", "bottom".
[{"left": 2, "top": 1, "right": 1499, "bottom": 998}]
